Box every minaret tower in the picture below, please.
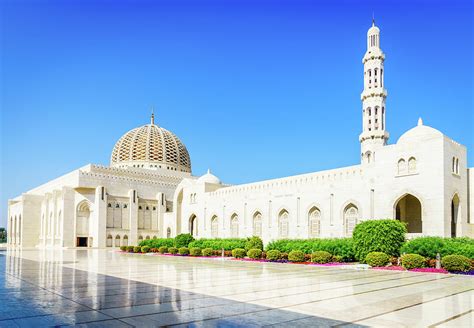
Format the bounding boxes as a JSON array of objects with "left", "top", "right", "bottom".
[{"left": 359, "top": 19, "right": 389, "bottom": 164}]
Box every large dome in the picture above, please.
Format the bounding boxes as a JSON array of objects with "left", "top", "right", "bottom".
[{"left": 110, "top": 115, "right": 191, "bottom": 173}]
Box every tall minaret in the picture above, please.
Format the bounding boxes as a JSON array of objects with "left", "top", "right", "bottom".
[{"left": 359, "top": 19, "right": 389, "bottom": 164}]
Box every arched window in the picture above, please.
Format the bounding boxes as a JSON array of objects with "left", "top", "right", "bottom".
[
  {"left": 146, "top": 235, "right": 150, "bottom": 240},
  {"left": 408, "top": 157, "right": 417, "bottom": 173},
  {"left": 365, "top": 151, "right": 372, "bottom": 164},
  {"left": 344, "top": 204, "right": 359, "bottom": 237},
  {"left": 106, "top": 235, "right": 113, "bottom": 247},
  {"left": 115, "top": 235, "right": 121, "bottom": 247},
  {"left": 278, "top": 210, "right": 289, "bottom": 238},
  {"left": 123, "top": 235, "right": 129, "bottom": 246},
  {"left": 308, "top": 207, "right": 321, "bottom": 238},
  {"left": 230, "top": 214, "right": 239, "bottom": 238},
  {"left": 253, "top": 212, "right": 262, "bottom": 237},
  {"left": 211, "top": 216, "right": 219, "bottom": 238},
  {"left": 398, "top": 159, "right": 407, "bottom": 175},
  {"left": 189, "top": 215, "right": 198, "bottom": 237}
]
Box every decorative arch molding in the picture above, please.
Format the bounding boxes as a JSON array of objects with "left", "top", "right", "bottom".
[
  {"left": 341, "top": 201, "right": 360, "bottom": 237},
  {"left": 188, "top": 214, "right": 198, "bottom": 237},
  {"left": 76, "top": 200, "right": 93, "bottom": 212},
  {"left": 391, "top": 191, "right": 425, "bottom": 219},
  {"left": 339, "top": 199, "right": 363, "bottom": 221},
  {"left": 305, "top": 203, "right": 324, "bottom": 218}
]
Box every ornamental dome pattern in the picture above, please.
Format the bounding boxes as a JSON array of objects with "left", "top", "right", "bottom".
[{"left": 110, "top": 116, "right": 191, "bottom": 173}]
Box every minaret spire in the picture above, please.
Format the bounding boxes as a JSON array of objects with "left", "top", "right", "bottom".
[{"left": 359, "top": 20, "right": 389, "bottom": 164}]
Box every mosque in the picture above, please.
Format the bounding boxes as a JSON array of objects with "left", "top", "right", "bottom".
[{"left": 7, "top": 21, "right": 473, "bottom": 248}]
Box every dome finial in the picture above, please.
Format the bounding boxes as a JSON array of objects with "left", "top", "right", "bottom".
[
  {"left": 150, "top": 107, "right": 155, "bottom": 125},
  {"left": 207, "top": 168, "right": 211, "bottom": 174},
  {"left": 372, "top": 12, "right": 375, "bottom": 26},
  {"left": 418, "top": 117, "right": 423, "bottom": 126}
]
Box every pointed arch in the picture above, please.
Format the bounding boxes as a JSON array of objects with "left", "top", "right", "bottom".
[
  {"left": 308, "top": 206, "right": 321, "bottom": 238},
  {"left": 106, "top": 234, "right": 113, "bottom": 247},
  {"left": 278, "top": 209, "right": 289, "bottom": 238},
  {"left": 211, "top": 215, "right": 219, "bottom": 238},
  {"left": 253, "top": 211, "right": 262, "bottom": 237},
  {"left": 343, "top": 203, "right": 359, "bottom": 237},
  {"left": 115, "top": 235, "right": 121, "bottom": 247},
  {"left": 189, "top": 214, "right": 198, "bottom": 237},
  {"left": 123, "top": 235, "right": 129, "bottom": 246},
  {"left": 394, "top": 193, "right": 422, "bottom": 233},
  {"left": 451, "top": 194, "right": 460, "bottom": 238},
  {"left": 230, "top": 213, "right": 239, "bottom": 238}
]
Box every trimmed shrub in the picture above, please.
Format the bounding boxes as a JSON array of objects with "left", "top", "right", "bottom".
[
  {"left": 311, "top": 251, "right": 333, "bottom": 264},
  {"left": 232, "top": 248, "right": 246, "bottom": 258},
  {"left": 169, "top": 247, "right": 178, "bottom": 255},
  {"left": 441, "top": 255, "right": 472, "bottom": 272},
  {"left": 245, "top": 236, "right": 264, "bottom": 252},
  {"left": 202, "top": 248, "right": 213, "bottom": 257},
  {"left": 139, "top": 238, "right": 174, "bottom": 249},
  {"left": 266, "top": 238, "right": 355, "bottom": 261},
  {"left": 141, "top": 246, "right": 150, "bottom": 253},
  {"left": 280, "top": 252, "right": 289, "bottom": 260},
  {"left": 247, "top": 248, "right": 262, "bottom": 259},
  {"left": 133, "top": 246, "right": 142, "bottom": 253},
  {"left": 175, "top": 234, "right": 195, "bottom": 248},
  {"left": 120, "top": 246, "right": 127, "bottom": 251},
  {"left": 188, "top": 238, "right": 247, "bottom": 251},
  {"left": 178, "top": 247, "right": 189, "bottom": 255},
  {"left": 401, "top": 253, "right": 426, "bottom": 270},
  {"left": 159, "top": 246, "right": 168, "bottom": 254},
  {"left": 266, "top": 250, "right": 281, "bottom": 261},
  {"left": 332, "top": 255, "right": 343, "bottom": 263},
  {"left": 353, "top": 219, "right": 407, "bottom": 262},
  {"left": 150, "top": 248, "right": 159, "bottom": 253},
  {"left": 126, "top": 246, "right": 134, "bottom": 252},
  {"left": 288, "top": 250, "right": 305, "bottom": 262},
  {"left": 401, "top": 237, "right": 474, "bottom": 259},
  {"left": 190, "top": 247, "right": 202, "bottom": 256},
  {"left": 365, "top": 252, "right": 390, "bottom": 267}
]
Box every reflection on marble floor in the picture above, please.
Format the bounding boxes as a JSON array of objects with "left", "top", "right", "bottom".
[{"left": 0, "top": 249, "right": 472, "bottom": 327}]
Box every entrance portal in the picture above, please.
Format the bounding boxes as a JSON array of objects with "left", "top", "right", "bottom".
[
  {"left": 395, "top": 194, "right": 422, "bottom": 233},
  {"left": 77, "top": 237, "right": 88, "bottom": 247}
]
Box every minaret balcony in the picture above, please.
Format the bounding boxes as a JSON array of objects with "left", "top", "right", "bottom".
[{"left": 361, "top": 88, "right": 387, "bottom": 100}]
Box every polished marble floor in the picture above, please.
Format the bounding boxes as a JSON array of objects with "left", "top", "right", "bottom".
[{"left": 0, "top": 249, "right": 472, "bottom": 327}]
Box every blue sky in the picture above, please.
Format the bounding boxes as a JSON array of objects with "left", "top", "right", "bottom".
[{"left": 1, "top": 0, "right": 472, "bottom": 228}]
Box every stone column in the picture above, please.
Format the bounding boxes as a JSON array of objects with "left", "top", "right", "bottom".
[
  {"left": 156, "top": 192, "right": 165, "bottom": 238},
  {"left": 62, "top": 187, "right": 76, "bottom": 248},
  {"left": 129, "top": 189, "right": 138, "bottom": 245},
  {"left": 92, "top": 186, "right": 107, "bottom": 248}
]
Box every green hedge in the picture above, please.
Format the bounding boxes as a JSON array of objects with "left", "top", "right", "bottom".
[
  {"left": 139, "top": 238, "right": 174, "bottom": 249},
  {"left": 365, "top": 252, "right": 390, "bottom": 267},
  {"left": 311, "top": 251, "right": 332, "bottom": 264},
  {"left": 266, "top": 238, "right": 355, "bottom": 261},
  {"left": 178, "top": 247, "right": 190, "bottom": 255},
  {"left": 190, "top": 247, "right": 202, "bottom": 256},
  {"left": 266, "top": 250, "right": 281, "bottom": 261},
  {"left": 175, "top": 234, "right": 195, "bottom": 248},
  {"left": 353, "top": 219, "right": 406, "bottom": 262},
  {"left": 188, "top": 238, "right": 247, "bottom": 251},
  {"left": 232, "top": 248, "right": 246, "bottom": 258},
  {"left": 401, "top": 253, "right": 425, "bottom": 269},
  {"left": 202, "top": 248, "right": 213, "bottom": 257},
  {"left": 169, "top": 247, "right": 178, "bottom": 254},
  {"left": 245, "top": 237, "right": 264, "bottom": 251},
  {"left": 247, "top": 249, "right": 262, "bottom": 259},
  {"left": 441, "top": 255, "right": 472, "bottom": 272},
  {"left": 288, "top": 250, "right": 305, "bottom": 262},
  {"left": 401, "top": 237, "right": 474, "bottom": 259}
]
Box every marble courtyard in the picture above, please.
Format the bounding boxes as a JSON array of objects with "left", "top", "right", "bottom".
[{"left": 1, "top": 249, "right": 472, "bottom": 327}]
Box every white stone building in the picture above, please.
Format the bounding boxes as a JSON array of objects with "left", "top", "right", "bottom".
[{"left": 7, "top": 21, "right": 474, "bottom": 248}]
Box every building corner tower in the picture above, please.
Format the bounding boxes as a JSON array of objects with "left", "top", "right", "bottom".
[{"left": 359, "top": 19, "right": 389, "bottom": 164}]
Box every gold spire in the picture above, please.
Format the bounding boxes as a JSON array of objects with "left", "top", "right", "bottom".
[
  {"left": 372, "top": 12, "right": 375, "bottom": 26},
  {"left": 150, "top": 107, "right": 155, "bottom": 125}
]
